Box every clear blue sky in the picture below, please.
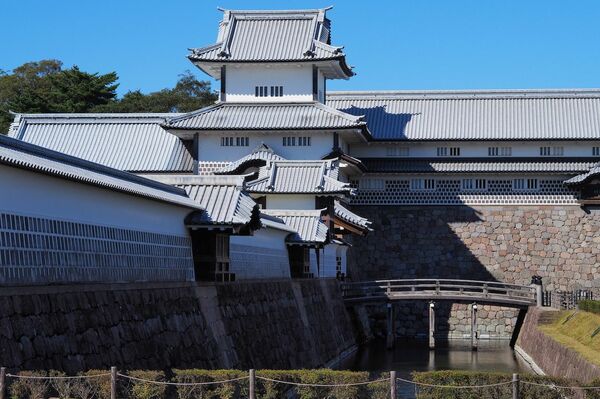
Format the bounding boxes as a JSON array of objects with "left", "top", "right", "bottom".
[{"left": 2, "top": 0, "right": 600, "bottom": 96}]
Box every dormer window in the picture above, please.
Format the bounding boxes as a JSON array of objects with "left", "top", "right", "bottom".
[{"left": 255, "top": 86, "right": 284, "bottom": 97}]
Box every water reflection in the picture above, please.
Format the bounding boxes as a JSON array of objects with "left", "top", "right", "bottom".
[{"left": 340, "top": 339, "right": 530, "bottom": 398}]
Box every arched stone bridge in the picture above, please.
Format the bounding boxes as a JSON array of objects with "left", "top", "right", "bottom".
[{"left": 341, "top": 279, "right": 541, "bottom": 350}]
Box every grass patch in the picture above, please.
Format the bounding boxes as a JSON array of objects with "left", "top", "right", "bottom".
[{"left": 539, "top": 310, "right": 600, "bottom": 366}]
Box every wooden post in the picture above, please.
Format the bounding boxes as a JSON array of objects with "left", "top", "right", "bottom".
[
  {"left": 249, "top": 369, "right": 255, "bottom": 399},
  {"left": 390, "top": 370, "right": 396, "bottom": 399},
  {"left": 429, "top": 301, "right": 435, "bottom": 350},
  {"left": 110, "top": 367, "right": 117, "bottom": 399},
  {"left": 386, "top": 302, "right": 394, "bottom": 350},
  {"left": 512, "top": 373, "right": 520, "bottom": 399},
  {"left": 471, "top": 303, "right": 478, "bottom": 351},
  {"left": 532, "top": 284, "right": 543, "bottom": 307},
  {"left": 0, "top": 367, "right": 6, "bottom": 399}
]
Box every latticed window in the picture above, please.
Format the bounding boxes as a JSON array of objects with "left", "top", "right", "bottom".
[
  {"left": 386, "top": 146, "right": 410, "bottom": 156},
  {"left": 255, "top": 85, "right": 283, "bottom": 97},
  {"left": 411, "top": 178, "right": 436, "bottom": 191},
  {"left": 437, "top": 147, "right": 460, "bottom": 156},
  {"left": 462, "top": 178, "right": 487, "bottom": 191},
  {"left": 540, "top": 146, "right": 563, "bottom": 156},
  {"left": 221, "top": 137, "right": 248, "bottom": 147},
  {"left": 283, "top": 136, "right": 311, "bottom": 146},
  {"left": 488, "top": 146, "right": 512, "bottom": 156},
  {"left": 513, "top": 178, "right": 539, "bottom": 191}
]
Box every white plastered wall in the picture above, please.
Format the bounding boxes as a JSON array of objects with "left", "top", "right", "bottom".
[
  {"left": 197, "top": 133, "right": 334, "bottom": 162},
  {"left": 264, "top": 194, "right": 315, "bottom": 210},
  {"left": 226, "top": 65, "right": 313, "bottom": 102},
  {"left": 229, "top": 227, "right": 291, "bottom": 279},
  {"left": 349, "top": 141, "right": 600, "bottom": 158},
  {"left": 0, "top": 165, "right": 191, "bottom": 235}
]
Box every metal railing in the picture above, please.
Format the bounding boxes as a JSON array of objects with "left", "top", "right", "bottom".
[
  {"left": 542, "top": 289, "right": 595, "bottom": 309},
  {"left": 341, "top": 278, "right": 537, "bottom": 307}
]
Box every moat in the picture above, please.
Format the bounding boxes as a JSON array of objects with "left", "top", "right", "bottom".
[{"left": 341, "top": 339, "right": 531, "bottom": 398}]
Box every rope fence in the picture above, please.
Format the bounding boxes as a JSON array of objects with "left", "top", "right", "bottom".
[{"left": 1, "top": 367, "right": 600, "bottom": 398}]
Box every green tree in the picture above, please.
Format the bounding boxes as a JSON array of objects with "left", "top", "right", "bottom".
[
  {"left": 93, "top": 70, "right": 217, "bottom": 113},
  {"left": 46, "top": 66, "right": 119, "bottom": 112},
  {"left": 1, "top": 60, "right": 217, "bottom": 134}
]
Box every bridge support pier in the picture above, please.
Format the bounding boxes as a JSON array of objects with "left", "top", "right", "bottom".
[
  {"left": 386, "top": 302, "right": 394, "bottom": 350},
  {"left": 471, "top": 303, "right": 478, "bottom": 351},
  {"left": 428, "top": 301, "right": 435, "bottom": 350}
]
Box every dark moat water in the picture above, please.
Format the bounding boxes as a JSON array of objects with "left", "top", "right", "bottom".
[{"left": 339, "top": 339, "right": 530, "bottom": 398}]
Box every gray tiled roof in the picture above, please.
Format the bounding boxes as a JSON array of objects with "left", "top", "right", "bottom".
[
  {"left": 215, "top": 143, "right": 286, "bottom": 174},
  {"left": 145, "top": 175, "right": 256, "bottom": 225},
  {"left": 564, "top": 163, "right": 600, "bottom": 186},
  {"left": 165, "top": 102, "right": 366, "bottom": 131},
  {"left": 9, "top": 113, "right": 193, "bottom": 172},
  {"left": 361, "top": 158, "right": 599, "bottom": 174},
  {"left": 261, "top": 209, "right": 328, "bottom": 244},
  {"left": 245, "top": 160, "right": 352, "bottom": 194},
  {"left": 334, "top": 201, "right": 372, "bottom": 231},
  {"left": 188, "top": 8, "right": 352, "bottom": 76},
  {"left": 0, "top": 134, "right": 201, "bottom": 209},
  {"left": 327, "top": 89, "right": 600, "bottom": 141}
]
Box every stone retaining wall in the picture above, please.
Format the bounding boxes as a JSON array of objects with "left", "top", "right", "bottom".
[
  {"left": 516, "top": 307, "right": 600, "bottom": 383},
  {"left": 0, "top": 280, "right": 358, "bottom": 373},
  {"left": 348, "top": 205, "right": 600, "bottom": 339}
]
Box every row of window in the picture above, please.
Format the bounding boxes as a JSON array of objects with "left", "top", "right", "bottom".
[
  {"left": 255, "top": 85, "right": 284, "bottom": 97},
  {"left": 283, "top": 136, "right": 311, "bottom": 146},
  {"left": 406, "top": 178, "right": 540, "bottom": 192},
  {"left": 221, "top": 137, "right": 250, "bottom": 147},
  {"left": 220, "top": 137, "right": 312, "bottom": 147},
  {"left": 385, "top": 146, "right": 600, "bottom": 157}
]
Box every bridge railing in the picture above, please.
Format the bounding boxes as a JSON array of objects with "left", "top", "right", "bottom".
[{"left": 341, "top": 278, "right": 536, "bottom": 305}]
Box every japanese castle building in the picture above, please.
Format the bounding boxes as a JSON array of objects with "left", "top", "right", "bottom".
[{"left": 4, "top": 7, "right": 600, "bottom": 287}]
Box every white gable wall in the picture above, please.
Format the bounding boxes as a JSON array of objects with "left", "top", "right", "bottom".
[
  {"left": 264, "top": 194, "right": 315, "bottom": 210},
  {"left": 226, "top": 65, "right": 314, "bottom": 103}
]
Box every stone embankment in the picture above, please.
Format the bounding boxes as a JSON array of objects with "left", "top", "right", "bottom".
[
  {"left": 516, "top": 307, "right": 600, "bottom": 383},
  {"left": 349, "top": 205, "right": 600, "bottom": 339},
  {"left": 0, "top": 279, "right": 359, "bottom": 373}
]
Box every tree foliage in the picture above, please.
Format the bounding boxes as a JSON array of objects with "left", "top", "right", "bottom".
[{"left": 0, "top": 59, "right": 217, "bottom": 133}]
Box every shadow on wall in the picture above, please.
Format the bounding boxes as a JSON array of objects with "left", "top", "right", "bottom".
[
  {"left": 348, "top": 203, "right": 505, "bottom": 341},
  {"left": 337, "top": 105, "right": 415, "bottom": 139}
]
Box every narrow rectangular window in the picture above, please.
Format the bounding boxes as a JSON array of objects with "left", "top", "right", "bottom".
[
  {"left": 594, "top": 146, "right": 600, "bottom": 156},
  {"left": 513, "top": 178, "right": 538, "bottom": 191},
  {"left": 462, "top": 179, "right": 474, "bottom": 190},
  {"left": 449, "top": 147, "right": 460, "bottom": 156},
  {"left": 279, "top": 86, "right": 283, "bottom": 96},
  {"left": 540, "top": 146, "right": 551, "bottom": 156},
  {"left": 488, "top": 147, "right": 499, "bottom": 156},
  {"left": 255, "top": 86, "right": 259, "bottom": 97},
  {"left": 411, "top": 178, "right": 436, "bottom": 191},
  {"left": 436, "top": 147, "right": 447, "bottom": 156},
  {"left": 270, "top": 86, "right": 274, "bottom": 97}
]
